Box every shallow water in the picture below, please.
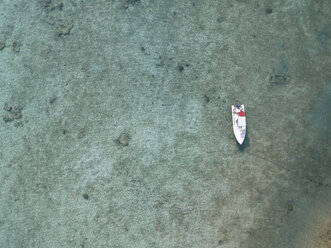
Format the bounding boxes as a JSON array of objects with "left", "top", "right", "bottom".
[{"left": 0, "top": 1, "right": 330, "bottom": 247}]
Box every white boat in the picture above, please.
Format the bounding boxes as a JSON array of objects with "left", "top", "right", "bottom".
[{"left": 232, "top": 102, "right": 246, "bottom": 145}]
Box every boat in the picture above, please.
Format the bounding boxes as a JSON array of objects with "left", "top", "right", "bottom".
[{"left": 231, "top": 101, "right": 246, "bottom": 145}]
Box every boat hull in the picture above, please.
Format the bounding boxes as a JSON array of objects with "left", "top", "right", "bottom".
[{"left": 232, "top": 105, "right": 246, "bottom": 144}]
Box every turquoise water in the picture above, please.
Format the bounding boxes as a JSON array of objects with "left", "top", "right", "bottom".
[{"left": 0, "top": 1, "right": 330, "bottom": 247}]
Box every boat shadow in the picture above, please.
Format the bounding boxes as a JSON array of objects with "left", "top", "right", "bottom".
[{"left": 237, "top": 135, "right": 250, "bottom": 153}]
